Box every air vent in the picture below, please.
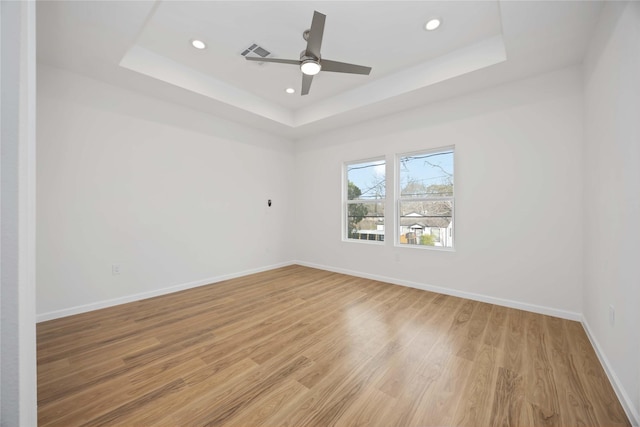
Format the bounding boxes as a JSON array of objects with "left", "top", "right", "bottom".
[{"left": 241, "top": 43, "right": 271, "bottom": 58}]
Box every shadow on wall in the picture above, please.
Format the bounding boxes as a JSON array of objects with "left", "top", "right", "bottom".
[
  {"left": 296, "top": 66, "right": 582, "bottom": 152},
  {"left": 37, "top": 65, "right": 292, "bottom": 152}
]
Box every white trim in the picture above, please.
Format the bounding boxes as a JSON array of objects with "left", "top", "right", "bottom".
[
  {"left": 36, "top": 261, "right": 295, "bottom": 322},
  {"left": 294, "top": 260, "right": 582, "bottom": 321},
  {"left": 21, "top": 1, "right": 38, "bottom": 424},
  {"left": 1, "top": 1, "right": 38, "bottom": 424},
  {"left": 35, "top": 260, "right": 638, "bottom": 425},
  {"left": 342, "top": 237, "right": 385, "bottom": 246},
  {"left": 581, "top": 317, "right": 640, "bottom": 427},
  {"left": 343, "top": 156, "right": 387, "bottom": 243}
]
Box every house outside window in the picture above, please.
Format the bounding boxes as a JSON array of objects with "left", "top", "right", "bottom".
[
  {"left": 344, "top": 158, "right": 386, "bottom": 242},
  {"left": 397, "top": 148, "right": 454, "bottom": 249}
]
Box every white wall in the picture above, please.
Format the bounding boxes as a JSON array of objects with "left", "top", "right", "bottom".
[
  {"left": 33, "top": 6, "right": 639, "bottom": 422},
  {"left": 294, "top": 67, "right": 584, "bottom": 319},
  {"left": 583, "top": 1, "right": 640, "bottom": 423},
  {"left": 36, "top": 65, "right": 295, "bottom": 319},
  {"left": 1, "top": 0, "right": 38, "bottom": 425}
]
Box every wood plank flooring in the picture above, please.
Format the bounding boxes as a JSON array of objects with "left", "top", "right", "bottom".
[{"left": 37, "top": 265, "right": 630, "bottom": 426}]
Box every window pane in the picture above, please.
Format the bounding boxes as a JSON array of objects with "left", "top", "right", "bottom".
[
  {"left": 347, "top": 160, "right": 385, "bottom": 200},
  {"left": 399, "top": 201, "right": 452, "bottom": 247},
  {"left": 399, "top": 151, "right": 453, "bottom": 198},
  {"left": 347, "top": 202, "right": 384, "bottom": 241}
]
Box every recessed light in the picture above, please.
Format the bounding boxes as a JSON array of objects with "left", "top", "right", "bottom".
[
  {"left": 425, "top": 18, "right": 441, "bottom": 31},
  {"left": 285, "top": 88, "right": 295, "bottom": 94},
  {"left": 191, "top": 39, "right": 206, "bottom": 50}
]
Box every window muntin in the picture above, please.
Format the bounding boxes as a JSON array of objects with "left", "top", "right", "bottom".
[
  {"left": 345, "top": 159, "right": 385, "bottom": 242},
  {"left": 398, "top": 149, "right": 454, "bottom": 248}
]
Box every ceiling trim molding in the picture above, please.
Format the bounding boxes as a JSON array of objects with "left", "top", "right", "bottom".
[
  {"left": 120, "top": 45, "right": 295, "bottom": 126},
  {"left": 294, "top": 35, "right": 507, "bottom": 127},
  {"left": 120, "top": 35, "right": 506, "bottom": 129}
]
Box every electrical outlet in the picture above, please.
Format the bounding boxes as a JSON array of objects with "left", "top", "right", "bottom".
[
  {"left": 112, "top": 264, "right": 121, "bottom": 275},
  {"left": 609, "top": 305, "right": 615, "bottom": 326}
]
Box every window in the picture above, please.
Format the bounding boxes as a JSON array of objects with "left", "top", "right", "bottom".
[
  {"left": 398, "top": 148, "right": 454, "bottom": 248},
  {"left": 344, "top": 158, "right": 385, "bottom": 242}
]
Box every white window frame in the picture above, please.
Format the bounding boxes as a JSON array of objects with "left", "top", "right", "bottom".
[
  {"left": 343, "top": 157, "right": 386, "bottom": 244},
  {"left": 396, "top": 147, "right": 455, "bottom": 250}
]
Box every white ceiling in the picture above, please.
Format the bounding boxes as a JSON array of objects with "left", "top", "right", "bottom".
[{"left": 37, "top": 1, "right": 602, "bottom": 139}]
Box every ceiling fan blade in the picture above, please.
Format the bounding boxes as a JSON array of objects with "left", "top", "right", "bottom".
[
  {"left": 301, "top": 73, "right": 313, "bottom": 96},
  {"left": 306, "top": 11, "right": 326, "bottom": 59},
  {"left": 321, "top": 59, "right": 372, "bottom": 75},
  {"left": 245, "top": 57, "right": 300, "bottom": 65}
]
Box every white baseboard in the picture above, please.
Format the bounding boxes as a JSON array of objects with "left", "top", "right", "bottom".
[
  {"left": 295, "top": 260, "right": 582, "bottom": 321},
  {"left": 38, "top": 259, "right": 581, "bottom": 322},
  {"left": 36, "top": 260, "right": 637, "bottom": 425},
  {"left": 36, "top": 261, "right": 295, "bottom": 322},
  {"left": 581, "top": 317, "right": 640, "bottom": 427},
  {"left": 296, "top": 261, "right": 639, "bottom": 425}
]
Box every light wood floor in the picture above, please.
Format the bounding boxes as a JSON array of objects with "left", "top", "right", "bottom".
[{"left": 37, "top": 265, "right": 630, "bottom": 426}]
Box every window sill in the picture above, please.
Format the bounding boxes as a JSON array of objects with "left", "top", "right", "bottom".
[
  {"left": 394, "top": 243, "right": 455, "bottom": 252},
  {"left": 342, "top": 238, "right": 385, "bottom": 246}
]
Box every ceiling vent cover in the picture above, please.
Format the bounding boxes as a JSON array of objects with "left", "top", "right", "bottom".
[{"left": 241, "top": 43, "right": 271, "bottom": 58}]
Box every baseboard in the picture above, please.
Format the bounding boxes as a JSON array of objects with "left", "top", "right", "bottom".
[
  {"left": 581, "top": 317, "right": 640, "bottom": 427},
  {"left": 296, "top": 261, "right": 639, "bottom": 424},
  {"left": 294, "top": 260, "right": 582, "bottom": 321},
  {"left": 36, "top": 261, "right": 296, "bottom": 322},
  {"left": 39, "top": 259, "right": 581, "bottom": 323},
  {"left": 36, "top": 259, "right": 637, "bottom": 424}
]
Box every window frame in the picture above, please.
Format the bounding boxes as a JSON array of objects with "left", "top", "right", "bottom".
[
  {"left": 395, "top": 147, "right": 455, "bottom": 250},
  {"left": 343, "top": 156, "right": 386, "bottom": 244}
]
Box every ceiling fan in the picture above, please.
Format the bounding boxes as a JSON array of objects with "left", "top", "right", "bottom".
[{"left": 245, "top": 11, "right": 372, "bottom": 96}]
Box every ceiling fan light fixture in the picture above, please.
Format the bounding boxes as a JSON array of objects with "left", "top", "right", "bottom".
[
  {"left": 425, "top": 18, "right": 441, "bottom": 31},
  {"left": 191, "top": 39, "right": 207, "bottom": 49},
  {"left": 300, "top": 59, "right": 321, "bottom": 76}
]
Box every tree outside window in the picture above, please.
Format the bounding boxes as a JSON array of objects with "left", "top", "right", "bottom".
[
  {"left": 398, "top": 149, "right": 454, "bottom": 248},
  {"left": 345, "top": 159, "right": 385, "bottom": 242}
]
